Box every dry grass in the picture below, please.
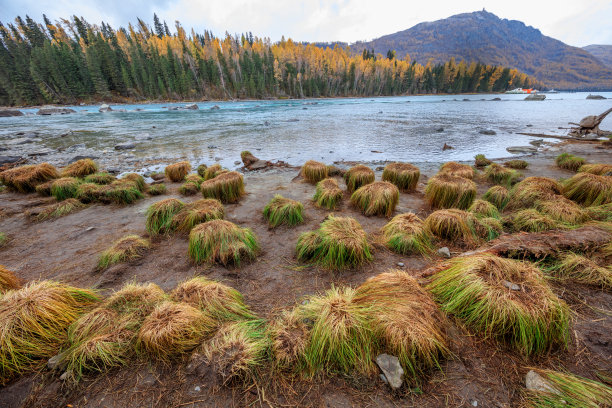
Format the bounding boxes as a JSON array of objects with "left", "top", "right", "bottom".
[
  {"left": 84, "top": 172, "right": 115, "bottom": 185},
  {"left": 0, "top": 163, "right": 60, "bottom": 193},
  {"left": 185, "top": 173, "right": 204, "bottom": 185},
  {"left": 584, "top": 203, "right": 612, "bottom": 221},
  {"left": 382, "top": 162, "right": 420, "bottom": 191},
  {"left": 197, "top": 164, "right": 208, "bottom": 178},
  {"left": 179, "top": 181, "right": 200, "bottom": 196},
  {"left": 563, "top": 172, "right": 612, "bottom": 207},
  {"left": 51, "top": 177, "right": 81, "bottom": 200},
  {"left": 203, "top": 163, "right": 223, "bottom": 180},
  {"left": 96, "top": 180, "right": 144, "bottom": 205},
  {"left": 472, "top": 217, "right": 504, "bottom": 241},
  {"left": 535, "top": 197, "right": 589, "bottom": 224},
  {"left": 424, "top": 209, "right": 477, "bottom": 244},
  {"left": 483, "top": 185, "right": 510, "bottom": 210},
  {"left": 35, "top": 180, "right": 54, "bottom": 196},
  {"left": 296, "top": 215, "right": 372, "bottom": 269},
  {"left": 510, "top": 209, "right": 560, "bottom": 232},
  {"left": 484, "top": 163, "right": 520, "bottom": 185},
  {"left": 425, "top": 174, "right": 477, "bottom": 209},
  {"left": 524, "top": 369, "right": 612, "bottom": 407},
  {"left": 263, "top": 195, "right": 304, "bottom": 227},
  {"left": 171, "top": 198, "right": 225, "bottom": 233},
  {"left": 507, "top": 177, "right": 563, "bottom": 209},
  {"left": 120, "top": 173, "right": 146, "bottom": 192},
  {"left": 504, "top": 159, "right": 528, "bottom": 170},
  {"left": 165, "top": 161, "right": 191, "bottom": 182},
  {"left": 61, "top": 159, "right": 98, "bottom": 178},
  {"left": 469, "top": 199, "right": 500, "bottom": 218},
  {"left": 145, "top": 198, "right": 185, "bottom": 235},
  {"left": 556, "top": 153, "right": 586, "bottom": 172},
  {"left": 301, "top": 160, "right": 328, "bottom": 184},
  {"left": 0, "top": 281, "right": 99, "bottom": 383},
  {"left": 578, "top": 163, "right": 612, "bottom": 176},
  {"left": 271, "top": 309, "right": 310, "bottom": 369},
  {"left": 344, "top": 164, "right": 375, "bottom": 193},
  {"left": 189, "top": 219, "right": 259, "bottom": 266},
  {"left": 428, "top": 254, "right": 570, "bottom": 356},
  {"left": 147, "top": 183, "right": 167, "bottom": 195},
  {"left": 381, "top": 213, "right": 433, "bottom": 255},
  {"left": 35, "top": 198, "right": 85, "bottom": 221},
  {"left": 439, "top": 161, "right": 475, "bottom": 179},
  {"left": 313, "top": 178, "right": 343, "bottom": 210},
  {"left": 75, "top": 182, "right": 101, "bottom": 203},
  {"left": 103, "top": 282, "right": 166, "bottom": 319},
  {"left": 0, "top": 265, "right": 20, "bottom": 293},
  {"left": 547, "top": 253, "right": 611, "bottom": 289},
  {"left": 97, "top": 235, "right": 151, "bottom": 270},
  {"left": 350, "top": 181, "right": 399, "bottom": 217},
  {"left": 200, "top": 171, "right": 245, "bottom": 203},
  {"left": 474, "top": 154, "right": 492, "bottom": 168}
]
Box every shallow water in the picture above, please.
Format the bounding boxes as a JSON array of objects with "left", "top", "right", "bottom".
[{"left": 1, "top": 92, "right": 611, "bottom": 171}]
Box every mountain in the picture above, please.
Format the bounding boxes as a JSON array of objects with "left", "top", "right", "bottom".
[
  {"left": 583, "top": 44, "right": 612, "bottom": 68},
  {"left": 353, "top": 10, "right": 612, "bottom": 90}
]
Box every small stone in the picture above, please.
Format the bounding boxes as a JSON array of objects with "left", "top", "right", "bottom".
[
  {"left": 479, "top": 129, "right": 496, "bottom": 135},
  {"left": 438, "top": 247, "right": 451, "bottom": 258},
  {"left": 66, "top": 143, "right": 86, "bottom": 151},
  {"left": 506, "top": 146, "right": 537, "bottom": 154},
  {"left": 99, "top": 104, "right": 113, "bottom": 112},
  {"left": 115, "top": 142, "right": 136, "bottom": 150},
  {"left": 47, "top": 351, "right": 68, "bottom": 370},
  {"left": 526, "top": 370, "right": 560, "bottom": 395},
  {"left": 210, "top": 105, "right": 220, "bottom": 110},
  {"left": 207, "top": 145, "right": 217, "bottom": 149},
  {"left": 184, "top": 103, "right": 199, "bottom": 110},
  {"left": 70, "top": 155, "right": 99, "bottom": 162},
  {"left": 375, "top": 354, "right": 404, "bottom": 390},
  {"left": 59, "top": 371, "right": 70, "bottom": 381},
  {"left": 397, "top": 262, "right": 405, "bottom": 267},
  {"left": 86, "top": 227, "right": 95, "bottom": 232},
  {"left": 376, "top": 166, "right": 384, "bottom": 171},
  {"left": 502, "top": 280, "right": 520, "bottom": 291},
  {"left": 194, "top": 386, "right": 201, "bottom": 392},
  {"left": 436, "top": 127, "right": 444, "bottom": 132},
  {"left": 471, "top": 401, "right": 478, "bottom": 407},
  {"left": 442, "top": 143, "right": 454, "bottom": 151},
  {"left": 234, "top": 161, "right": 241, "bottom": 165}
]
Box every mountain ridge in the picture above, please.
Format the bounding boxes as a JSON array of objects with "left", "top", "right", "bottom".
[{"left": 583, "top": 44, "right": 612, "bottom": 68}]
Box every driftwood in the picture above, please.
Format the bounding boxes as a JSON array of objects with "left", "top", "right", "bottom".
[
  {"left": 517, "top": 132, "right": 602, "bottom": 141},
  {"left": 241, "top": 152, "right": 296, "bottom": 171},
  {"left": 568, "top": 107, "right": 612, "bottom": 137}
]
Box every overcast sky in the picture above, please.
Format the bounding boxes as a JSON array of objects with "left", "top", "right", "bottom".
[{"left": 1, "top": 0, "right": 610, "bottom": 47}]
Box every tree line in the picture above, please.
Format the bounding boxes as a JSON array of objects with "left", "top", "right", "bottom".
[{"left": 0, "top": 14, "right": 542, "bottom": 106}]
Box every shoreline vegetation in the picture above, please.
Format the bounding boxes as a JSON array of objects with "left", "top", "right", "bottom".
[{"left": 0, "top": 14, "right": 541, "bottom": 107}]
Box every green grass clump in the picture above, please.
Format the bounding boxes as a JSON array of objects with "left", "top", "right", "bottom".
[
  {"left": 203, "top": 163, "right": 223, "bottom": 180},
  {"left": 0, "top": 163, "right": 59, "bottom": 193},
  {"left": 428, "top": 254, "right": 570, "bottom": 356},
  {"left": 350, "top": 181, "right": 399, "bottom": 217},
  {"left": 483, "top": 185, "right": 510, "bottom": 210},
  {"left": 97, "top": 235, "right": 151, "bottom": 270},
  {"left": 200, "top": 171, "right": 245, "bottom": 203},
  {"left": 507, "top": 177, "right": 563, "bottom": 209},
  {"left": 36, "top": 198, "right": 85, "bottom": 221},
  {"left": 425, "top": 174, "right": 477, "bottom": 209},
  {"left": 472, "top": 217, "right": 504, "bottom": 241},
  {"left": 301, "top": 160, "right": 328, "bottom": 184},
  {"left": 84, "top": 172, "right": 115, "bottom": 185},
  {"left": 296, "top": 216, "right": 372, "bottom": 269},
  {"left": 524, "top": 369, "right": 612, "bottom": 408},
  {"left": 188, "top": 219, "right": 258, "bottom": 266},
  {"left": 51, "top": 177, "right": 81, "bottom": 200},
  {"left": 75, "top": 182, "right": 101, "bottom": 203},
  {"left": 313, "top": 178, "right": 343, "bottom": 210},
  {"left": 263, "top": 195, "right": 304, "bottom": 227},
  {"left": 381, "top": 213, "right": 433, "bottom": 255},
  {"left": 0, "top": 265, "right": 20, "bottom": 293},
  {"left": 510, "top": 209, "right": 560, "bottom": 232},
  {"left": 61, "top": 159, "right": 98, "bottom": 178},
  {"left": 546, "top": 253, "right": 611, "bottom": 289},
  {"left": 563, "top": 172, "right": 611, "bottom": 207},
  {"left": 35, "top": 180, "right": 54, "bottom": 196},
  {"left": 165, "top": 161, "right": 191, "bottom": 182},
  {"left": 120, "top": 173, "right": 146, "bottom": 192},
  {"left": 97, "top": 180, "right": 144, "bottom": 205},
  {"left": 344, "top": 164, "right": 375, "bottom": 193},
  {"left": 556, "top": 153, "right": 586, "bottom": 172},
  {"left": 145, "top": 198, "right": 185, "bottom": 235},
  {"left": 147, "top": 183, "right": 167, "bottom": 195},
  {"left": 197, "top": 164, "right": 208, "bottom": 178},
  {"left": 0, "top": 233, "right": 7, "bottom": 248},
  {"left": 474, "top": 154, "right": 492, "bottom": 168},
  {"left": 179, "top": 180, "right": 200, "bottom": 195},
  {"left": 424, "top": 209, "right": 477, "bottom": 245},
  {"left": 584, "top": 203, "right": 612, "bottom": 221},
  {"left": 535, "top": 198, "right": 589, "bottom": 224},
  {"left": 171, "top": 199, "right": 225, "bottom": 233},
  {"left": 439, "top": 161, "right": 475, "bottom": 179},
  {"left": 469, "top": 199, "right": 500, "bottom": 218},
  {"left": 578, "top": 163, "right": 612, "bottom": 176},
  {"left": 382, "top": 162, "right": 420, "bottom": 192},
  {"left": 0, "top": 281, "right": 99, "bottom": 383},
  {"left": 484, "top": 163, "right": 520, "bottom": 185},
  {"left": 504, "top": 159, "right": 528, "bottom": 169}
]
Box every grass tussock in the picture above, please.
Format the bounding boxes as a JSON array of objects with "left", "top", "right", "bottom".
[
  {"left": 313, "top": 178, "right": 343, "bottom": 210},
  {"left": 578, "top": 163, "right": 612, "bottom": 176},
  {"left": 474, "top": 154, "right": 492, "bottom": 168},
  {"left": 381, "top": 213, "right": 433, "bottom": 255},
  {"left": 504, "top": 159, "right": 528, "bottom": 169},
  {"left": 547, "top": 253, "right": 612, "bottom": 289},
  {"left": 147, "top": 183, "right": 167, "bottom": 195},
  {"left": 0, "top": 233, "right": 6, "bottom": 247},
  {"left": 510, "top": 209, "right": 560, "bottom": 232},
  {"left": 270, "top": 309, "right": 310, "bottom": 369},
  {"left": 51, "top": 177, "right": 81, "bottom": 201},
  {"left": 428, "top": 254, "right": 569, "bottom": 356},
  {"left": 524, "top": 369, "right": 612, "bottom": 408},
  {"left": 472, "top": 217, "right": 504, "bottom": 241},
  {"left": 185, "top": 173, "right": 204, "bottom": 185},
  {"left": 483, "top": 185, "right": 510, "bottom": 209},
  {"left": 425, "top": 174, "right": 477, "bottom": 209},
  {"left": 350, "top": 181, "right": 399, "bottom": 217},
  {"left": 382, "top": 162, "right": 420, "bottom": 192},
  {"left": 84, "top": 172, "right": 115, "bottom": 185},
  {"left": 197, "top": 164, "right": 207, "bottom": 178},
  {"left": 179, "top": 181, "right": 200, "bottom": 196},
  {"left": 424, "top": 209, "right": 477, "bottom": 244},
  {"left": 96, "top": 180, "right": 144, "bottom": 205},
  {"left": 36, "top": 198, "right": 85, "bottom": 221},
  {"left": 203, "top": 163, "right": 223, "bottom": 180},
  {"left": 189, "top": 219, "right": 258, "bottom": 266},
  {"left": 301, "top": 160, "right": 328, "bottom": 184},
  {"left": 103, "top": 282, "right": 166, "bottom": 319},
  {"left": 120, "top": 173, "right": 146, "bottom": 192},
  {"left": 61, "top": 159, "right": 98, "bottom": 178},
  {"left": 0, "top": 281, "right": 99, "bottom": 383},
  {"left": 0, "top": 265, "right": 20, "bottom": 293},
  {"left": 344, "top": 164, "right": 375, "bottom": 193},
  {"left": 563, "top": 172, "right": 612, "bottom": 207},
  {"left": 145, "top": 198, "right": 185, "bottom": 235},
  {"left": 584, "top": 203, "right": 612, "bottom": 221},
  {"left": 484, "top": 163, "right": 520, "bottom": 185},
  {"left": 200, "top": 171, "right": 245, "bottom": 203},
  {"left": 75, "top": 182, "right": 101, "bottom": 203},
  {"left": 535, "top": 198, "right": 589, "bottom": 224},
  {"left": 507, "top": 177, "right": 563, "bottom": 209},
  {"left": 165, "top": 161, "right": 191, "bottom": 182},
  {"left": 0, "top": 163, "right": 59, "bottom": 193},
  {"left": 97, "top": 235, "right": 150, "bottom": 270},
  {"left": 439, "top": 161, "right": 475, "bottom": 179},
  {"left": 556, "top": 153, "right": 586, "bottom": 172},
  {"left": 469, "top": 199, "right": 500, "bottom": 218},
  {"left": 263, "top": 195, "right": 304, "bottom": 227},
  {"left": 171, "top": 198, "right": 225, "bottom": 233},
  {"left": 296, "top": 215, "right": 372, "bottom": 269},
  {"left": 35, "top": 180, "right": 54, "bottom": 196}
]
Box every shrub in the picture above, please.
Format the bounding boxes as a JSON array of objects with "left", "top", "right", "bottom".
[
  {"left": 350, "top": 181, "right": 399, "bottom": 217},
  {"left": 200, "top": 171, "right": 245, "bottom": 203},
  {"left": 263, "top": 195, "right": 304, "bottom": 227},
  {"left": 469, "top": 199, "right": 500, "bottom": 218},
  {"left": 0, "top": 265, "right": 20, "bottom": 293},
  {"left": 504, "top": 159, "right": 528, "bottom": 170},
  {"left": 578, "top": 163, "right": 612, "bottom": 176},
  {"left": 301, "top": 160, "right": 328, "bottom": 184},
  {"left": 524, "top": 369, "right": 612, "bottom": 408},
  {"left": 147, "top": 183, "right": 167, "bottom": 195},
  {"left": 36, "top": 198, "right": 85, "bottom": 221},
  {"left": 483, "top": 185, "right": 510, "bottom": 209},
  {"left": 0, "top": 163, "right": 59, "bottom": 193},
  {"left": 424, "top": 209, "right": 477, "bottom": 245},
  {"left": 97, "top": 235, "right": 151, "bottom": 270},
  {"left": 484, "top": 163, "right": 520, "bottom": 185},
  {"left": 563, "top": 172, "right": 611, "bottom": 207},
  {"left": 556, "top": 153, "right": 586, "bottom": 172},
  {"left": 547, "top": 253, "right": 611, "bottom": 289},
  {"left": 425, "top": 174, "right": 477, "bottom": 209},
  {"left": 61, "top": 159, "right": 98, "bottom": 178},
  {"left": 84, "top": 172, "right": 115, "bottom": 185},
  {"left": 344, "top": 164, "right": 375, "bottom": 192},
  {"left": 313, "top": 178, "right": 343, "bottom": 210},
  {"left": 381, "top": 213, "right": 433, "bottom": 255},
  {"left": 171, "top": 199, "right": 225, "bottom": 233},
  {"left": 382, "top": 162, "right": 420, "bottom": 191},
  {"left": 145, "top": 198, "right": 184, "bottom": 235},
  {"left": 439, "top": 161, "right": 475, "bottom": 179},
  {"left": 510, "top": 209, "right": 560, "bottom": 232},
  {"left": 50, "top": 177, "right": 81, "bottom": 200},
  {"left": 474, "top": 154, "right": 492, "bottom": 168},
  {"left": 165, "top": 161, "right": 191, "bottom": 182},
  {"left": 188, "top": 220, "right": 258, "bottom": 266}
]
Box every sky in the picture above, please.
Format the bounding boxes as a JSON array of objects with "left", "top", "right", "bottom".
[{"left": 0, "top": 0, "right": 611, "bottom": 47}]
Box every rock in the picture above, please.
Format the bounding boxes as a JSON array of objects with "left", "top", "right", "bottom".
[
  {"left": 6, "top": 138, "right": 35, "bottom": 145},
  {"left": 23, "top": 132, "right": 40, "bottom": 139},
  {"left": 210, "top": 105, "right": 220, "bottom": 110},
  {"left": 586, "top": 94, "right": 606, "bottom": 100},
  {"left": 184, "top": 103, "right": 199, "bottom": 110},
  {"left": 59, "top": 131, "right": 73, "bottom": 137},
  {"left": 502, "top": 280, "right": 520, "bottom": 291},
  {"left": 529, "top": 139, "right": 544, "bottom": 147},
  {"left": 491, "top": 97, "right": 502, "bottom": 101},
  {"left": 471, "top": 401, "right": 478, "bottom": 407},
  {"left": 371, "top": 150, "right": 382, "bottom": 153},
  {"left": 525, "top": 370, "right": 560, "bottom": 395},
  {"left": 525, "top": 94, "right": 546, "bottom": 101},
  {"left": 151, "top": 172, "right": 165, "bottom": 181},
  {"left": 135, "top": 134, "right": 153, "bottom": 141},
  {"left": 194, "top": 386, "right": 201, "bottom": 392},
  {"left": 28, "top": 149, "right": 54, "bottom": 156},
  {"left": 85, "top": 226, "right": 95, "bottom": 232},
  {"left": 438, "top": 247, "right": 451, "bottom": 258},
  {"left": 0, "top": 109, "right": 23, "bottom": 117},
  {"left": 36, "top": 107, "right": 76, "bottom": 115},
  {"left": 287, "top": 118, "right": 299, "bottom": 122},
  {"left": 59, "top": 371, "right": 70, "bottom": 381},
  {"left": 375, "top": 354, "right": 404, "bottom": 390},
  {"left": 442, "top": 143, "right": 454, "bottom": 151},
  {"left": 376, "top": 166, "right": 384, "bottom": 171},
  {"left": 99, "top": 104, "right": 113, "bottom": 112},
  {"left": 397, "top": 262, "right": 404, "bottom": 267},
  {"left": 479, "top": 129, "right": 496, "bottom": 135},
  {"left": 207, "top": 145, "right": 218, "bottom": 149},
  {"left": 168, "top": 106, "right": 179, "bottom": 111},
  {"left": 463, "top": 98, "right": 470, "bottom": 101},
  {"left": 506, "top": 146, "right": 537, "bottom": 154},
  {"left": 115, "top": 142, "right": 136, "bottom": 150},
  {"left": 47, "top": 351, "right": 68, "bottom": 370},
  {"left": 234, "top": 161, "right": 241, "bottom": 165},
  {"left": 70, "top": 155, "right": 99, "bottom": 162},
  {"left": 526, "top": 124, "right": 533, "bottom": 127},
  {"left": 0, "top": 155, "right": 22, "bottom": 165},
  {"left": 436, "top": 127, "right": 444, "bottom": 132},
  {"left": 106, "top": 167, "right": 120, "bottom": 174},
  {"left": 264, "top": 121, "right": 270, "bottom": 126},
  {"left": 65, "top": 143, "right": 86, "bottom": 151}
]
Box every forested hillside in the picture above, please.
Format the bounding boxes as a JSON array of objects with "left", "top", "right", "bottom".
[{"left": 0, "top": 15, "right": 540, "bottom": 106}]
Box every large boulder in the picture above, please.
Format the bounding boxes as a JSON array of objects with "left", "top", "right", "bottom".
[
  {"left": 184, "top": 103, "right": 199, "bottom": 110},
  {"left": 0, "top": 109, "right": 23, "bottom": 117},
  {"left": 99, "top": 104, "right": 113, "bottom": 112},
  {"left": 36, "top": 107, "right": 76, "bottom": 115},
  {"left": 525, "top": 94, "right": 546, "bottom": 101}
]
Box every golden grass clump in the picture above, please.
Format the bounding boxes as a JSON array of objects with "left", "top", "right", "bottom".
[
  {"left": 547, "top": 253, "right": 611, "bottom": 289},
  {"left": 84, "top": 172, "right": 115, "bottom": 185},
  {"left": 424, "top": 209, "right": 477, "bottom": 244},
  {"left": 301, "top": 160, "right": 328, "bottom": 184},
  {"left": 382, "top": 162, "right": 420, "bottom": 192},
  {"left": 120, "top": 173, "right": 146, "bottom": 192},
  {"left": 439, "top": 161, "right": 475, "bottom": 179},
  {"left": 563, "top": 172, "right": 612, "bottom": 207},
  {"left": 197, "top": 164, "right": 208, "bottom": 178},
  {"left": 36, "top": 198, "right": 85, "bottom": 221},
  {"left": 469, "top": 199, "right": 500, "bottom": 219},
  {"left": 425, "top": 174, "right": 477, "bottom": 209},
  {"left": 350, "top": 181, "right": 399, "bottom": 217},
  {"left": 313, "top": 178, "right": 343, "bottom": 210},
  {"left": 165, "top": 161, "right": 191, "bottom": 182},
  {"left": 137, "top": 301, "right": 214, "bottom": 359},
  {"left": 483, "top": 185, "right": 510, "bottom": 209},
  {"left": 145, "top": 198, "right": 185, "bottom": 235},
  {"left": 185, "top": 173, "right": 204, "bottom": 184},
  {"left": 381, "top": 213, "right": 433, "bottom": 255},
  {"left": 428, "top": 254, "right": 569, "bottom": 356},
  {"left": 507, "top": 177, "right": 563, "bottom": 209},
  {"left": 270, "top": 309, "right": 310, "bottom": 369},
  {"left": 524, "top": 369, "right": 612, "bottom": 408},
  {"left": 203, "top": 163, "right": 223, "bottom": 180},
  {"left": 75, "top": 182, "right": 101, "bottom": 203},
  {"left": 147, "top": 183, "right": 167, "bottom": 195},
  {"left": 296, "top": 215, "right": 372, "bottom": 269},
  {"left": 104, "top": 283, "right": 166, "bottom": 319},
  {"left": 474, "top": 154, "right": 492, "bottom": 168},
  {"left": 555, "top": 153, "right": 586, "bottom": 172},
  {"left": 200, "top": 171, "right": 245, "bottom": 203},
  {"left": 484, "top": 163, "right": 520, "bottom": 185},
  {"left": 472, "top": 217, "right": 504, "bottom": 241},
  {"left": 510, "top": 209, "right": 560, "bottom": 232},
  {"left": 535, "top": 198, "right": 589, "bottom": 224},
  {"left": 584, "top": 203, "right": 612, "bottom": 221},
  {"left": 35, "top": 180, "right": 54, "bottom": 196},
  {"left": 61, "top": 159, "right": 97, "bottom": 178},
  {"left": 0, "top": 265, "right": 20, "bottom": 293},
  {"left": 504, "top": 159, "right": 528, "bottom": 169},
  {"left": 0, "top": 163, "right": 59, "bottom": 193},
  {"left": 579, "top": 163, "right": 612, "bottom": 176},
  {"left": 97, "top": 235, "right": 150, "bottom": 270},
  {"left": 179, "top": 181, "right": 200, "bottom": 196},
  {"left": 51, "top": 177, "right": 81, "bottom": 200},
  {"left": 96, "top": 180, "right": 144, "bottom": 205},
  {"left": 189, "top": 220, "right": 258, "bottom": 266},
  {"left": 171, "top": 198, "right": 225, "bottom": 233},
  {"left": 0, "top": 281, "right": 99, "bottom": 383},
  {"left": 344, "top": 164, "right": 375, "bottom": 193},
  {"left": 263, "top": 195, "right": 304, "bottom": 227}
]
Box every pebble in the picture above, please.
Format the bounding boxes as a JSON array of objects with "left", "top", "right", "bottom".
[
  {"left": 375, "top": 354, "right": 404, "bottom": 390},
  {"left": 502, "top": 280, "right": 520, "bottom": 291},
  {"left": 438, "top": 247, "right": 451, "bottom": 258},
  {"left": 194, "top": 386, "right": 201, "bottom": 392},
  {"left": 397, "top": 262, "right": 405, "bottom": 267},
  {"left": 115, "top": 142, "right": 136, "bottom": 150}
]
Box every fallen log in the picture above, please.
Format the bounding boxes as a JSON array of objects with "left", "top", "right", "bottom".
[
  {"left": 517, "top": 132, "right": 602, "bottom": 141},
  {"left": 567, "top": 107, "right": 612, "bottom": 137}
]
